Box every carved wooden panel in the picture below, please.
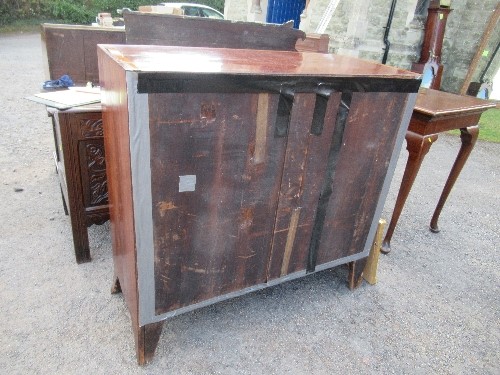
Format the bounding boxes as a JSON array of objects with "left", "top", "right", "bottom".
[
  {"left": 81, "top": 118, "right": 104, "bottom": 138},
  {"left": 79, "top": 140, "right": 108, "bottom": 207}
]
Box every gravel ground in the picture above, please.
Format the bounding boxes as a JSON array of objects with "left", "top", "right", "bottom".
[{"left": 0, "top": 32, "right": 499, "bottom": 375}]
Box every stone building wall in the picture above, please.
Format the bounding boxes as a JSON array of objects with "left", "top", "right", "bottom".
[
  {"left": 223, "top": 0, "right": 499, "bottom": 94},
  {"left": 224, "top": 0, "right": 249, "bottom": 21},
  {"left": 440, "top": 0, "right": 499, "bottom": 92}
]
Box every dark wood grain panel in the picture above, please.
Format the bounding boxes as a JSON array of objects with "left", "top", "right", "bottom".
[
  {"left": 41, "top": 24, "right": 125, "bottom": 85},
  {"left": 149, "top": 93, "right": 287, "bottom": 314},
  {"left": 266, "top": 92, "right": 341, "bottom": 279},
  {"left": 83, "top": 29, "right": 126, "bottom": 84},
  {"left": 78, "top": 139, "right": 108, "bottom": 207},
  {"left": 316, "top": 92, "right": 410, "bottom": 265},
  {"left": 41, "top": 26, "right": 86, "bottom": 84},
  {"left": 283, "top": 92, "right": 341, "bottom": 275},
  {"left": 124, "top": 11, "right": 304, "bottom": 51}
]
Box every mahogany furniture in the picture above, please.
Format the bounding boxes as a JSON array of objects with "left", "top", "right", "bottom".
[
  {"left": 381, "top": 88, "right": 496, "bottom": 254},
  {"left": 41, "top": 23, "right": 125, "bottom": 86},
  {"left": 48, "top": 105, "right": 109, "bottom": 263},
  {"left": 97, "top": 44, "right": 420, "bottom": 364},
  {"left": 123, "top": 11, "right": 328, "bottom": 52},
  {"left": 124, "top": 11, "right": 305, "bottom": 49},
  {"left": 41, "top": 18, "right": 323, "bottom": 262},
  {"left": 41, "top": 24, "right": 123, "bottom": 262}
]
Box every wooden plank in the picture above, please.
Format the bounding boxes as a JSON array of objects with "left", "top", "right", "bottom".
[
  {"left": 254, "top": 93, "right": 269, "bottom": 164},
  {"left": 280, "top": 208, "right": 301, "bottom": 277},
  {"left": 267, "top": 92, "right": 341, "bottom": 279},
  {"left": 124, "top": 11, "right": 304, "bottom": 51}
]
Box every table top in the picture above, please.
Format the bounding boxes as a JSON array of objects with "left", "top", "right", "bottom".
[
  {"left": 46, "top": 103, "right": 102, "bottom": 115},
  {"left": 98, "top": 44, "right": 421, "bottom": 79},
  {"left": 415, "top": 88, "right": 496, "bottom": 117}
]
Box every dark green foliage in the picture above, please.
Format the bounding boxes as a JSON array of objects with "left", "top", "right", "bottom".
[
  {"left": 0, "top": 0, "right": 225, "bottom": 26},
  {"left": 1, "top": 1, "right": 47, "bottom": 25}
]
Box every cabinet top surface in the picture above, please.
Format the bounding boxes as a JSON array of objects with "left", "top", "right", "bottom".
[{"left": 98, "top": 44, "right": 420, "bottom": 80}]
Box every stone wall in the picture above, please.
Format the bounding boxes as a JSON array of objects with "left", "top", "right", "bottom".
[
  {"left": 224, "top": 0, "right": 249, "bottom": 21},
  {"left": 223, "top": 0, "right": 500, "bottom": 94},
  {"left": 440, "top": 0, "right": 499, "bottom": 92}
]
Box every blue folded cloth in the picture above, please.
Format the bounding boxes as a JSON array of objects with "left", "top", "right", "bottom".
[{"left": 43, "top": 74, "right": 74, "bottom": 90}]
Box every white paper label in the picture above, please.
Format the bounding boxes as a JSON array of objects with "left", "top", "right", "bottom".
[{"left": 179, "top": 175, "right": 196, "bottom": 192}]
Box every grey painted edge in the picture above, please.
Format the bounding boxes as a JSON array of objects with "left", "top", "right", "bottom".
[
  {"left": 126, "top": 71, "right": 155, "bottom": 327},
  {"left": 360, "top": 92, "right": 418, "bottom": 256},
  {"left": 145, "top": 251, "right": 366, "bottom": 324}
]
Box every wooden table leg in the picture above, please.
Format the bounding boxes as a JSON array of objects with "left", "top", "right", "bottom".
[
  {"left": 381, "top": 130, "right": 438, "bottom": 254},
  {"left": 430, "top": 125, "right": 479, "bottom": 232}
]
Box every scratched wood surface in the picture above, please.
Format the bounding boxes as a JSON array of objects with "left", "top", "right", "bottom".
[
  {"left": 124, "top": 11, "right": 304, "bottom": 51},
  {"left": 148, "top": 91, "right": 412, "bottom": 313},
  {"left": 149, "top": 92, "right": 287, "bottom": 314},
  {"left": 98, "top": 44, "right": 421, "bottom": 364},
  {"left": 316, "top": 92, "right": 410, "bottom": 265},
  {"left": 266, "top": 92, "right": 341, "bottom": 280}
]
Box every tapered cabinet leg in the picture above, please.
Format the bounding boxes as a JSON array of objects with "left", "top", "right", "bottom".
[
  {"left": 348, "top": 257, "right": 369, "bottom": 290},
  {"left": 111, "top": 276, "right": 122, "bottom": 294},
  {"left": 381, "top": 131, "right": 438, "bottom": 254},
  {"left": 430, "top": 126, "right": 478, "bottom": 233},
  {"left": 136, "top": 321, "right": 164, "bottom": 366},
  {"left": 72, "top": 223, "right": 91, "bottom": 263}
]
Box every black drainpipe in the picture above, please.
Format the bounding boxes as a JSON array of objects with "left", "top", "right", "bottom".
[
  {"left": 382, "top": 0, "right": 398, "bottom": 64},
  {"left": 479, "top": 41, "right": 500, "bottom": 84}
]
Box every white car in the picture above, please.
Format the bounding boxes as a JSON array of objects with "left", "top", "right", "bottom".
[{"left": 157, "top": 3, "right": 224, "bottom": 19}]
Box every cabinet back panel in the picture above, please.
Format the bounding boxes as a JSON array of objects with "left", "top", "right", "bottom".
[{"left": 149, "top": 93, "right": 287, "bottom": 314}]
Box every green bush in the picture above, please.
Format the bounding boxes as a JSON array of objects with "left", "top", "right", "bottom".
[
  {"left": 0, "top": 0, "right": 225, "bottom": 26},
  {"left": 46, "top": 1, "right": 93, "bottom": 24}
]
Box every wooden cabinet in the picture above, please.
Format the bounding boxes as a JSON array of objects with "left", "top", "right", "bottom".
[
  {"left": 41, "top": 23, "right": 125, "bottom": 85},
  {"left": 41, "top": 18, "right": 324, "bottom": 263},
  {"left": 48, "top": 106, "right": 109, "bottom": 262},
  {"left": 97, "top": 44, "right": 420, "bottom": 364}
]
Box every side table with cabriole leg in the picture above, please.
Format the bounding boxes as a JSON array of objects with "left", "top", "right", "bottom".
[{"left": 381, "top": 88, "right": 496, "bottom": 254}]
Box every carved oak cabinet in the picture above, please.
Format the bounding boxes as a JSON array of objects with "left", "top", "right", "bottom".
[
  {"left": 97, "top": 44, "right": 420, "bottom": 364},
  {"left": 48, "top": 105, "right": 109, "bottom": 263}
]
